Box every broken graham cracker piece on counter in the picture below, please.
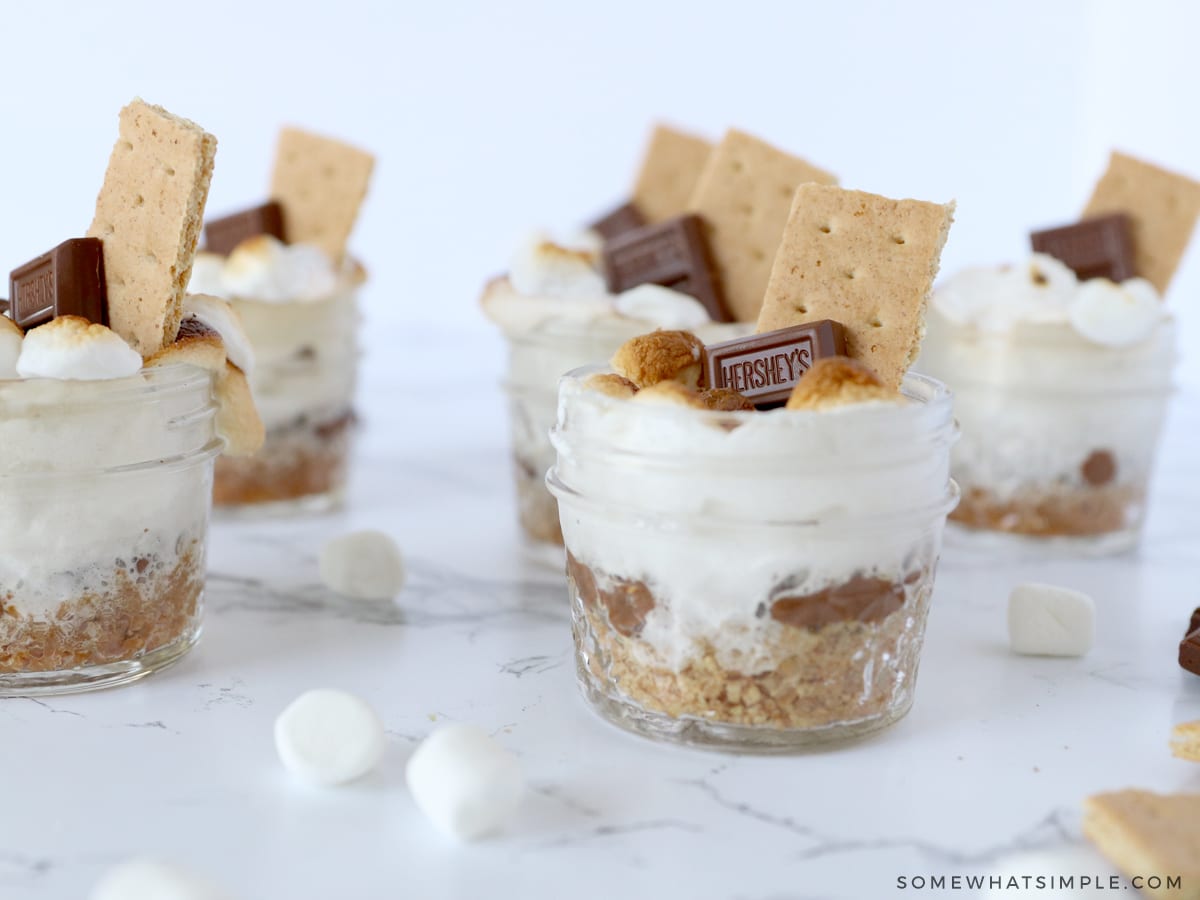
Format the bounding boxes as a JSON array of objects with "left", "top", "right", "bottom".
[
  {"left": 785, "top": 356, "right": 901, "bottom": 411},
  {"left": 1084, "top": 151, "right": 1200, "bottom": 294},
  {"left": 611, "top": 329, "right": 703, "bottom": 388},
  {"left": 1170, "top": 720, "right": 1200, "bottom": 762},
  {"left": 758, "top": 183, "right": 954, "bottom": 390},
  {"left": 270, "top": 127, "right": 375, "bottom": 264},
  {"left": 631, "top": 124, "right": 714, "bottom": 224},
  {"left": 687, "top": 129, "right": 837, "bottom": 323},
  {"left": 1083, "top": 790, "right": 1200, "bottom": 899},
  {"left": 87, "top": 99, "right": 217, "bottom": 357}
]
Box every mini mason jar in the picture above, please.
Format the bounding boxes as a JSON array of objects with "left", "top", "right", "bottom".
[
  {"left": 213, "top": 279, "right": 360, "bottom": 514},
  {"left": 547, "top": 367, "right": 959, "bottom": 751},
  {"left": 919, "top": 312, "right": 1175, "bottom": 554},
  {"left": 0, "top": 366, "right": 221, "bottom": 695}
]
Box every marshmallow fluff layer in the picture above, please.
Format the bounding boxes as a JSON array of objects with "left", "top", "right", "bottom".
[
  {"left": 0, "top": 367, "right": 221, "bottom": 617},
  {"left": 549, "top": 370, "right": 958, "bottom": 672},
  {"left": 189, "top": 242, "right": 360, "bottom": 431}
]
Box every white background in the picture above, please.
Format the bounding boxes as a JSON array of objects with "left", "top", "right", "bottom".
[{"left": 2, "top": 0, "right": 1200, "bottom": 386}]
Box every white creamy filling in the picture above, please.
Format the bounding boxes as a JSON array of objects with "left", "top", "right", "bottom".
[
  {"left": 188, "top": 237, "right": 354, "bottom": 304},
  {"left": 551, "top": 374, "right": 955, "bottom": 672}
]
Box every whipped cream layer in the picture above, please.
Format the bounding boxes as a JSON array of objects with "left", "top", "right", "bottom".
[
  {"left": 932, "top": 253, "right": 1167, "bottom": 346},
  {"left": 188, "top": 238, "right": 360, "bottom": 431},
  {"left": 549, "top": 370, "right": 957, "bottom": 672},
  {"left": 0, "top": 367, "right": 219, "bottom": 617}
]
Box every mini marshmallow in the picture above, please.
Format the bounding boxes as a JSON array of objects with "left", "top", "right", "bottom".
[
  {"left": 1008, "top": 583, "right": 1095, "bottom": 657},
  {"left": 16, "top": 316, "right": 142, "bottom": 381},
  {"left": 614, "top": 284, "right": 711, "bottom": 329},
  {"left": 1068, "top": 277, "right": 1164, "bottom": 347},
  {"left": 221, "top": 235, "right": 339, "bottom": 302},
  {"left": 319, "top": 530, "right": 406, "bottom": 600},
  {"left": 184, "top": 293, "right": 255, "bottom": 375},
  {"left": 509, "top": 233, "right": 606, "bottom": 300},
  {"left": 406, "top": 724, "right": 524, "bottom": 841},
  {"left": 274, "top": 688, "right": 385, "bottom": 786},
  {"left": 90, "top": 858, "right": 230, "bottom": 900},
  {"left": 0, "top": 316, "right": 22, "bottom": 379}
]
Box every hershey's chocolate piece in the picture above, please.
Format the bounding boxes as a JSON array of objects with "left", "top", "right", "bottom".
[
  {"left": 8, "top": 238, "right": 106, "bottom": 329},
  {"left": 203, "top": 201, "right": 285, "bottom": 256},
  {"left": 701, "top": 320, "right": 847, "bottom": 407},
  {"left": 590, "top": 201, "right": 646, "bottom": 241},
  {"left": 1081, "top": 449, "right": 1116, "bottom": 486},
  {"left": 1030, "top": 213, "right": 1136, "bottom": 282},
  {"left": 1190, "top": 608, "right": 1200, "bottom": 635},
  {"left": 1181, "top": 629, "right": 1200, "bottom": 676},
  {"left": 602, "top": 214, "right": 731, "bottom": 322}
]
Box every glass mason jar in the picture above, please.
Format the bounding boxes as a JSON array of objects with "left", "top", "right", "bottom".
[
  {"left": 547, "top": 367, "right": 959, "bottom": 751},
  {"left": 0, "top": 365, "right": 221, "bottom": 695},
  {"left": 213, "top": 282, "right": 359, "bottom": 514},
  {"left": 918, "top": 312, "right": 1176, "bottom": 554}
]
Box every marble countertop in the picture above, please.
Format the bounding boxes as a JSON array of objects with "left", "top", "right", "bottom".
[{"left": 3, "top": 325, "right": 1198, "bottom": 900}]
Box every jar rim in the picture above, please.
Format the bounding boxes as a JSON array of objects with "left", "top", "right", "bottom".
[{"left": 0, "top": 363, "right": 215, "bottom": 401}]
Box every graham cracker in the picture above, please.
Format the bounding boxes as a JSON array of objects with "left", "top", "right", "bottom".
[
  {"left": 631, "top": 124, "right": 713, "bottom": 224},
  {"left": 1084, "top": 151, "right": 1200, "bottom": 294},
  {"left": 687, "top": 129, "right": 837, "bottom": 323},
  {"left": 87, "top": 99, "right": 217, "bottom": 356},
  {"left": 269, "top": 127, "right": 374, "bottom": 263},
  {"left": 1171, "top": 719, "right": 1200, "bottom": 762},
  {"left": 1083, "top": 790, "right": 1200, "bottom": 899},
  {"left": 757, "top": 184, "right": 954, "bottom": 390}
]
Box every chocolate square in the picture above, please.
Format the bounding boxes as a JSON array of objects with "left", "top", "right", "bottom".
[
  {"left": 1030, "top": 213, "right": 1136, "bottom": 282},
  {"left": 589, "top": 201, "right": 646, "bottom": 242},
  {"left": 8, "top": 237, "right": 107, "bottom": 329},
  {"left": 204, "top": 201, "right": 286, "bottom": 256},
  {"left": 700, "top": 320, "right": 847, "bottom": 407}
]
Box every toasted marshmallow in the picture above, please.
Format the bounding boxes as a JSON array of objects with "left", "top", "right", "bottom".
[
  {"left": 145, "top": 317, "right": 226, "bottom": 372},
  {"left": 701, "top": 387, "right": 755, "bottom": 411},
  {"left": 632, "top": 380, "right": 709, "bottom": 409},
  {"left": 215, "top": 362, "right": 265, "bottom": 456},
  {"left": 786, "top": 357, "right": 902, "bottom": 411},
  {"left": 0, "top": 316, "right": 22, "bottom": 379},
  {"left": 184, "top": 294, "right": 255, "bottom": 375},
  {"left": 222, "top": 235, "right": 339, "bottom": 302},
  {"left": 933, "top": 253, "right": 1076, "bottom": 332},
  {"left": 584, "top": 372, "right": 639, "bottom": 399},
  {"left": 509, "top": 233, "right": 606, "bottom": 300},
  {"left": 1068, "top": 277, "right": 1164, "bottom": 347},
  {"left": 614, "top": 284, "right": 710, "bottom": 329},
  {"left": 611, "top": 329, "right": 703, "bottom": 388},
  {"left": 16, "top": 317, "right": 142, "bottom": 381}
]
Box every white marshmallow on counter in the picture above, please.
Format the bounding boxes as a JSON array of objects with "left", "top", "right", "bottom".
[
  {"left": 183, "top": 294, "right": 255, "bottom": 375},
  {"left": 405, "top": 724, "right": 524, "bottom": 841},
  {"left": 1068, "top": 277, "right": 1164, "bottom": 347},
  {"left": 0, "top": 316, "right": 22, "bottom": 379},
  {"left": 509, "top": 232, "right": 607, "bottom": 300},
  {"left": 16, "top": 316, "right": 142, "bottom": 381},
  {"left": 90, "top": 858, "right": 230, "bottom": 900},
  {"left": 1008, "top": 583, "right": 1095, "bottom": 657},
  {"left": 614, "top": 283, "right": 711, "bottom": 329},
  {"left": 319, "top": 530, "right": 405, "bottom": 601},
  {"left": 274, "top": 688, "right": 385, "bottom": 786}
]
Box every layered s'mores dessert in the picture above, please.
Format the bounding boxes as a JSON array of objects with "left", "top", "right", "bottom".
[
  {"left": 190, "top": 128, "right": 374, "bottom": 512},
  {"left": 920, "top": 152, "right": 1200, "bottom": 551},
  {"left": 549, "top": 184, "right": 958, "bottom": 750},
  {"left": 0, "top": 100, "right": 262, "bottom": 694},
  {"left": 482, "top": 125, "right": 837, "bottom": 556}
]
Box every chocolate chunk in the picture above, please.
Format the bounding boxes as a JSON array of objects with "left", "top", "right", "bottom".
[
  {"left": 566, "top": 551, "right": 654, "bottom": 637},
  {"left": 701, "top": 320, "right": 847, "bottom": 407},
  {"left": 1081, "top": 449, "right": 1117, "bottom": 486},
  {"left": 0, "top": 298, "right": 9, "bottom": 315},
  {"left": 1030, "top": 213, "right": 1136, "bottom": 282},
  {"left": 589, "top": 201, "right": 646, "bottom": 242},
  {"left": 1181, "top": 629, "right": 1200, "bottom": 676},
  {"left": 1190, "top": 608, "right": 1200, "bottom": 637},
  {"left": 602, "top": 214, "right": 731, "bottom": 322},
  {"left": 770, "top": 573, "right": 908, "bottom": 631},
  {"left": 203, "top": 201, "right": 285, "bottom": 256},
  {"left": 8, "top": 238, "right": 107, "bottom": 329}
]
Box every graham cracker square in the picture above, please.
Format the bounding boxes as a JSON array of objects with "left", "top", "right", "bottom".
[
  {"left": 270, "top": 127, "right": 375, "bottom": 263},
  {"left": 1084, "top": 151, "right": 1200, "bottom": 294},
  {"left": 757, "top": 184, "right": 954, "bottom": 390},
  {"left": 687, "top": 129, "right": 837, "bottom": 323},
  {"left": 1083, "top": 790, "right": 1200, "bottom": 898},
  {"left": 631, "top": 124, "right": 713, "bottom": 224},
  {"left": 87, "top": 99, "right": 217, "bottom": 356}
]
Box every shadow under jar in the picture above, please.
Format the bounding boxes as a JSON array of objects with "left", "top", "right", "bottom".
[
  {"left": 918, "top": 313, "right": 1176, "bottom": 555},
  {"left": 0, "top": 365, "right": 222, "bottom": 695},
  {"left": 213, "top": 284, "right": 360, "bottom": 515},
  {"left": 548, "top": 367, "right": 959, "bottom": 752}
]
